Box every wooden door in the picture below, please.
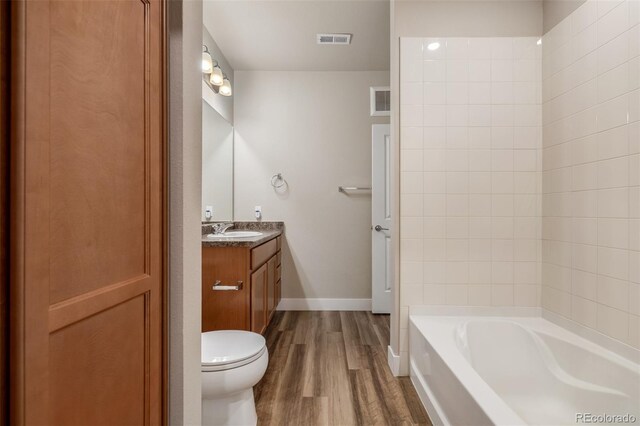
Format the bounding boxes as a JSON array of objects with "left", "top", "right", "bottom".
[
  {"left": 250, "top": 263, "right": 267, "bottom": 334},
  {"left": 10, "top": 0, "right": 166, "bottom": 424}
]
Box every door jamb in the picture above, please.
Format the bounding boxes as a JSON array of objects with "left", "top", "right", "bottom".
[{"left": 0, "top": 0, "right": 10, "bottom": 422}]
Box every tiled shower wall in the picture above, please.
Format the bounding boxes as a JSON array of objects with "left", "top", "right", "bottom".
[
  {"left": 399, "top": 37, "right": 543, "bottom": 360},
  {"left": 541, "top": 0, "right": 640, "bottom": 348}
]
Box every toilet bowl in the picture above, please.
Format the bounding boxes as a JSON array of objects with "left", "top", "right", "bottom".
[{"left": 201, "top": 330, "right": 268, "bottom": 426}]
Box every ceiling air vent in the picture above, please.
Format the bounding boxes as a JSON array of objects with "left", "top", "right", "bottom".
[{"left": 316, "top": 33, "right": 352, "bottom": 45}]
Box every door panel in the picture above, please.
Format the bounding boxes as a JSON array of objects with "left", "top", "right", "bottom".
[
  {"left": 372, "top": 124, "right": 392, "bottom": 313},
  {"left": 49, "top": 296, "right": 146, "bottom": 425},
  {"left": 49, "top": 0, "right": 147, "bottom": 303},
  {"left": 10, "top": 0, "right": 165, "bottom": 423}
]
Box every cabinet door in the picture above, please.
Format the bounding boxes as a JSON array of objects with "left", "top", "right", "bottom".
[
  {"left": 275, "top": 264, "right": 282, "bottom": 308},
  {"left": 202, "top": 247, "right": 250, "bottom": 332},
  {"left": 251, "top": 263, "right": 267, "bottom": 334},
  {"left": 266, "top": 255, "right": 277, "bottom": 320}
]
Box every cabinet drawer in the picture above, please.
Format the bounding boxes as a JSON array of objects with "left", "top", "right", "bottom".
[
  {"left": 251, "top": 239, "right": 277, "bottom": 270},
  {"left": 276, "top": 251, "right": 281, "bottom": 266},
  {"left": 276, "top": 236, "right": 282, "bottom": 250}
]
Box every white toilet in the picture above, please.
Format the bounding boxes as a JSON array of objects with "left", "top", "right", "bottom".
[{"left": 201, "top": 330, "right": 269, "bottom": 426}]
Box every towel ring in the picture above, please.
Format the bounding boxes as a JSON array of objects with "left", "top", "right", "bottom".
[{"left": 271, "top": 173, "right": 285, "bottom": 188}]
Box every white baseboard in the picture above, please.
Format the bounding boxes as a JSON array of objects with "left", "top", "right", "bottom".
[
  {"left": 276, "top": 298, "right": 372, "bottom": 311},
  {"left": 387, "top": 345, "right": 401, "bottom": 376}
]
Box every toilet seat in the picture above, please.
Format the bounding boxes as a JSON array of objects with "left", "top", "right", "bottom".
[{"left": 201, "top": 330, "right": 266, "bottom": 372}]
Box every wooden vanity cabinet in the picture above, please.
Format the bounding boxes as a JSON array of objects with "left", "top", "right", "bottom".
[{"left": 202, "top": 235, "right": 282, "bottom": 334}]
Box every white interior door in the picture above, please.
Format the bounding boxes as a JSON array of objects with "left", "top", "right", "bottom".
[{"left": 372, "top": 124, "right": 392, "bottom": 313}]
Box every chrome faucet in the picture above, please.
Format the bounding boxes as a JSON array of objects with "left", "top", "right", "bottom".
[{"left": 212, "top": 223, "right": 234, "bottom": 235}]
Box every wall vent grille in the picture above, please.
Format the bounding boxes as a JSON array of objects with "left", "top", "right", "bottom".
[
  {"left": 370, "top": 87, "right": 391, "bottom": 117},
  {"left": 316, "top": 33, "right": 352, "bottom": 45}
]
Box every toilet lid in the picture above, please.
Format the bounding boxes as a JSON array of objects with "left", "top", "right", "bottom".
[{"left": 201, "top": 330, "right": 266, "bottom": 369}]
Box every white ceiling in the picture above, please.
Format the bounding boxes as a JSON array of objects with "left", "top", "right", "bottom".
[{"left": 203, "top": 0, "right": 391, "bottom": 71}]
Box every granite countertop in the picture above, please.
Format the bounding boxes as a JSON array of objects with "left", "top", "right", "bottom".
[{"left": 201, "top": 221, "right": 284, "bottom": 248}]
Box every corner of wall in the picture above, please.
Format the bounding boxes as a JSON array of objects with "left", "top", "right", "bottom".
[
  {"left": 389, "top": 0, "right": 402, "bottom": 361},
  {"left": 539, "top": 0, "right": 639, "bottom": 349},
  {"left": 168, "top": 0, "right": 203, "bottom": 424}
]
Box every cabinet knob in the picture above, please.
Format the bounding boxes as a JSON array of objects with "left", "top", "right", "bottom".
[{"left": 212, "top": 280, "right": 243, "bottom": 291}]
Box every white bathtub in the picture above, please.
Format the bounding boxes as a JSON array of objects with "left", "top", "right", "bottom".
[{"left": 409, "top": 310, "right": 640, "bottom": 426}]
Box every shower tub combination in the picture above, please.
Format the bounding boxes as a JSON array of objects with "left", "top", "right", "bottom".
[{"left": 409, "top": 308, "right": 640, "bottom": 426}]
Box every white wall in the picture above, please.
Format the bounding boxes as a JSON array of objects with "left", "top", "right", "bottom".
[
  {"left": 400, "top": 36, "right": 543, "bottom": 302},
  {"left": 391, "top": 0, "right": 543, "bottom": 375},
  {"left": 399, "top": 36, "right": 543, "bottom": 371},
  {"left": 202, "top": 100, "right": 234, "bottom": 221},
  {"left": 543, "top": 0, "right": 586, "bottom": 33},
  {"left": 168, "top": 0, "right": 202, "bottom": 423},
  {"left": 234, "top": 71, "right": 390, "bottom": 302},
  {"left": 395, "top": 1, "right": 543, "bottom": 38},
  {"left": 541, "top": 0, "right": 639, "bottom": 348}
]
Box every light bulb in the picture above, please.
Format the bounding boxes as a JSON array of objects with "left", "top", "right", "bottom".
[
  {"left": 210, "top": 65, "right": 224, "bottom": 86},
  {"left": 427, "top": 42, "right": 440, "bottom": 51},
  {"left": 202, "top": 50, "right": 213, "bottom": 73},
  {"left": 220, "top": 77, "right": 232, "bottom": 97}
]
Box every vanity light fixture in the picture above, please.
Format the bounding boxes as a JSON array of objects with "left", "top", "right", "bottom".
[
  {"left": 202, "top": 45, "right": 213, "bottom": 73},
  {"left": 427, "top": 41, "right": 440, "bottom": 51},
  {"left": 210, "top": 62, "right": 224, "bottom": 86},
  {"left": 219, "top": 75, "right": 232, "bottom": 97},
  {"left": 202, "top": 44, "right": 232, "bottom": 97}
]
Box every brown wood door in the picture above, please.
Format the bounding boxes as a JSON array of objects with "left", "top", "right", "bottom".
[
  {"left": 250, "top": 263, "right": 267, "bottom": 334},
  {"left": 10, "top": 0, "right": 166, "bottom": 424}
]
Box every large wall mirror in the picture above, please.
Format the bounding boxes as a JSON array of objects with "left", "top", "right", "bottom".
[{"left": 202, "top": 99, "right": 233, "bottom": 221}]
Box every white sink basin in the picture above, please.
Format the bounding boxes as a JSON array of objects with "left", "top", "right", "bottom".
[{"left": 207, "top": 231, "right": 263, "bottom": 238}]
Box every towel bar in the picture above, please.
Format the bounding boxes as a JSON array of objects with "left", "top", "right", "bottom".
[{"left": 338, "top": 186, "right": 372, "bottom": 193}]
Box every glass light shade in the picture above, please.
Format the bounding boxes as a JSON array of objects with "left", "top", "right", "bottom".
[
  {"left": 210, "top": 65, "right": 224, "bottom": 86},
  {"left": 202, "top": 51, "right": 213, "bottom": 73},
  {"left": 219, "top": 77, "right": 232, "bottom": 97}
]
